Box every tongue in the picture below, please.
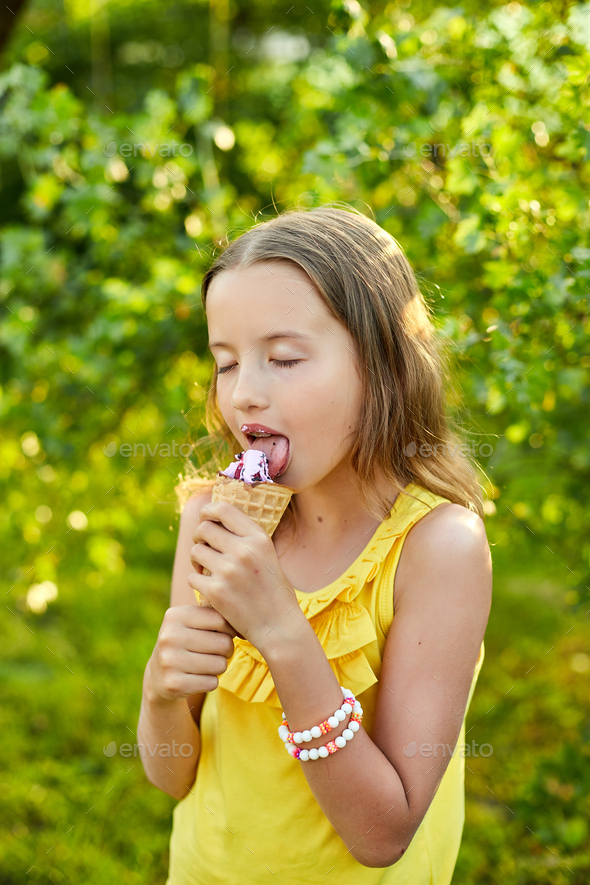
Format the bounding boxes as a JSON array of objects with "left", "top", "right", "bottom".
[{"left": 252, "top": 436, "right": 289, "bottom": 480}]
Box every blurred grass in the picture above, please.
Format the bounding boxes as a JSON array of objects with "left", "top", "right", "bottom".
[
  {"left": 456, "top": 553, "right": 590, "bottom": 884},
  {"left": 0, "top": 437, "right": 185, "bottom": 880},
  {"left": 1, "top": 564, "right": 176, "bottom": 884}
]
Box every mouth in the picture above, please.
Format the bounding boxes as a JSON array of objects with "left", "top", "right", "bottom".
[{"left": 240, "top": 424, "right": 291, "bottom": 480}]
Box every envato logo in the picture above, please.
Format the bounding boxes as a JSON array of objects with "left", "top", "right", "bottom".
[
  {"left": 403, "top": 740, "right": 493, "bottom": 758},
  {"left": 103, "top": 741, "right": 194, "bottom": 758},
  {"left": 103, "top": 141, "right": 193, "bottom": 158},
  {"left": 403, "top": 441, "right": 494, "bottom": 459},
  {"left": 103, "top": 441, "right": 194, "bottom": 458},
  {"left": 394, "top": 141, "right": 494, "bottom": 159}
]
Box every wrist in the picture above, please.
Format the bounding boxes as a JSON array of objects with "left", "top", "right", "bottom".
[
  {"left": 261, "top": 615, "right": 350, "bottom": 751},
  {"left": 257, "top": 605, "right": 315, "bottom": 664},
  {"left": 143, "top": 657, "right": 174, "bottom": 708}
]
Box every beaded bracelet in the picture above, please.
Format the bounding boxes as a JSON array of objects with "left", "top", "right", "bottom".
[
  {"left": 278, "top": 686, "right": 356, "bottom": 745},
  {"left": 278, "top": 686, "right": 364, "bottom": 761},
  {"left": 285, "top": 708, "right": 363, "bottom": 760}
]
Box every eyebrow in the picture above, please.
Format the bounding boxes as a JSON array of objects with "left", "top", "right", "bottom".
[{"left": 208, "top": 331, "right": 311, "bottom": 350}]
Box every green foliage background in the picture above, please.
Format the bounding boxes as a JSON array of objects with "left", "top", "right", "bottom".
[{"left": 1, "top": 0, "right": 589, "bottom": 881}]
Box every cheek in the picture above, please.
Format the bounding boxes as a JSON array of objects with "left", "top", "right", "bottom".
[
  {"left": 216, "top": 388, "right": 235, "bottom": 428},
  {"left": 305, "top": 366, "right": 363, "bottom": 432}
]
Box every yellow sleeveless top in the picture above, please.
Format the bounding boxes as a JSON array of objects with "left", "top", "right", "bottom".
[{"left": 166, "top": 482, "right": 485, "bottom": 885}]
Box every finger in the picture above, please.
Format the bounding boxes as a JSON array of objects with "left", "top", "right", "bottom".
[
  {"left": 198, "top": 501, "right": 218, "bottom": 524},
  {"left": 189, "top": 540, "right": 213, "bottom": 570},
  {"left": 175, "top": 604, "right": 238, "bottom": 637},
  {"left": 165, "top": 673, "right": 220, "bottom": 699},
  {"left": 192, "top": 518, "right": 234, "bottom": 552},
  {"left": 190, "top": 507, "right": 218, "bottom": 547},
  {"left": 181, "top": 650, "right": 230, "bottom": 677},
  {"left": 192, "top": 505, "right": 227, "bottom": 543},
  {"left": 191, "top": 523, "right": 242, "bottom": 565},
  {"left": 181, "top": 627, "right": 235, "bottom": 658},
  {"left": 160, "top": 645, "right": 229, "bottom": 678},
  {"left": 197, "top": 501, "right": 258, "bottom": 539},
  {"left": 190, "top": 542, "right": 224, "bottom": 575}
]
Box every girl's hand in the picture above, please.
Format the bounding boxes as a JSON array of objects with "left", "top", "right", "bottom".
[
  {"left": 188, "top": 501, "right": 305, "bottom": 653},
  {"left": 148, "top": 604, "right": 238, "bottom": 701}
]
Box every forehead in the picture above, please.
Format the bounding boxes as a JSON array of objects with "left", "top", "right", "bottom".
[{"left": 206, "top": 260, "right": 333, "bottom": 331}]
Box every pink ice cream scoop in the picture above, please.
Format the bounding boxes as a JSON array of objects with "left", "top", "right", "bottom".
[{"left": 220, "top": 449, "right": 274, "bottom": 485}]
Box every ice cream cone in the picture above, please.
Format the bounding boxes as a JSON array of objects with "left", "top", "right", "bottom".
[{"left": 196, "top": 473, "right": 296, "bottom": 607}]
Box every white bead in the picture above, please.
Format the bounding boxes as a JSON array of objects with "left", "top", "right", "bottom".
[
  {"left": 340, "top": 686, "right": 347, "bottom": 695},
  {"left": 285, "top": 742, "right": 295, "bottom": 754},
  {"left": 281, "top": 712, "right": 286, "bottom": 719},
  {"left": 341, "top": 702, "right": 352, "bottom": 714},
  {"left": 335, "top": 709, "right": 346, "bottom": 722},
  {"left": 353, "top": 701, "right": 362, "bottom": 713},
  {"left": 342, "top": 728, "right": 354, "bottom": 741},
  {"left": 309, "top": 748, "right": 319, "bottom": 760},
  {"left": 318, "top": 746, "right": 329, "bottom": 758},
  {"left": 328, "top": 716, "right": 339, "bottom": 729},
  {"left": 349, "top": 720, "right": 360, "bottom": 732},
  {"left": 302, "top": 730, "right": 312, "bottom": 742},
  {"left": 335, "top": 736, "right": 347, "bottom": 749},
  {"left": 299, "top": 749, "right": 310, "bottom": 761},
  {"left": 278, "top": 725, "right": 289, "bottom": 740},
  {"left": 310, "top": 726, "right": 322, "bottom": 739},
  {"left": 293, "top": 732, "right": 304, "bottom": 744}
]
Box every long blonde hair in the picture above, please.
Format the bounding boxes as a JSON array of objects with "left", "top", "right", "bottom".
[{"left": 175, "top": 202, "right": 485, "bottom": 525}]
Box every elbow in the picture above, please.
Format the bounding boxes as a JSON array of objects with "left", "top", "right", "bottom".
[
  {"left": 169, "top": 785, "right": 191, "bottom": 802},
  {"left": 143, "top": 769, "right": 191, "bottom": 802},
  {"left": 149, "top": 777, "right": 190, "bottom": 802},
  {"left": 352, "top": 842, "right": 408, "bottom": 869},
  {"left": 157, "top": 775, "right": 191, "bottom": 802}
]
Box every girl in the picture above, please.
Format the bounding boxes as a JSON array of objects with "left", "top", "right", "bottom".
[{"left": 137, "top": 204, "right": 492, "bottom": 884}]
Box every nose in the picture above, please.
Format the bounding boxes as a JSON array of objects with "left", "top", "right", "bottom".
[{"left": 229, "top": 361, "right": 269, "bottom": 413}]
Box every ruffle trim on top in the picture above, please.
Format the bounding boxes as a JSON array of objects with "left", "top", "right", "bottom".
[
  {"left": 217, "top": 484, "right": 431, "bottom": 709},
  {"left": 219, "top": 599, "right": 381, "bottom": 707}
]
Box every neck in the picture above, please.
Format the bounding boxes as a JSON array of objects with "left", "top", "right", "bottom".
[{"left": 286, "top": 461, "right": 401, "bottom": 546}]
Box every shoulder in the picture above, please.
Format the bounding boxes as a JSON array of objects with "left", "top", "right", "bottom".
[
  {"left": 405, "top": 500, "right": 488, "bottom": 552},
  {"left": 395, "top": 501, "right": 492, "bottom": 614},
  {"left": 175, "top": 489, "right": 214, "bottom": 558},
  {"left": 175, "top": 472, "right": 215, "bottom": 515},
  {"left": 179, "top": 488, "right": 214, "bottom": 524}
]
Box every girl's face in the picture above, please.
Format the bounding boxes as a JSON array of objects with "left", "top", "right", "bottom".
[{"left": 206, "top": 260, "right": 364, "bottom": 493}]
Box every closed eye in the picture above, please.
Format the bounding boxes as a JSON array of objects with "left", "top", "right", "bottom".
[{"left": 217, "top": 359, "right": 301, "bottom": 375}]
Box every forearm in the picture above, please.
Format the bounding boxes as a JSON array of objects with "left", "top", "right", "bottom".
[
  {"left": 137, "top": 658, "right": 202, "bottom": 800},
  {"left": 262, "top": 619, "right": 412, "bottom": 868}
]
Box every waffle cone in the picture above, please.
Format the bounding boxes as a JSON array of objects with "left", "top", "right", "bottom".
[{"left": 196, "top": 474, "right": 296, "bottom": 607}]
